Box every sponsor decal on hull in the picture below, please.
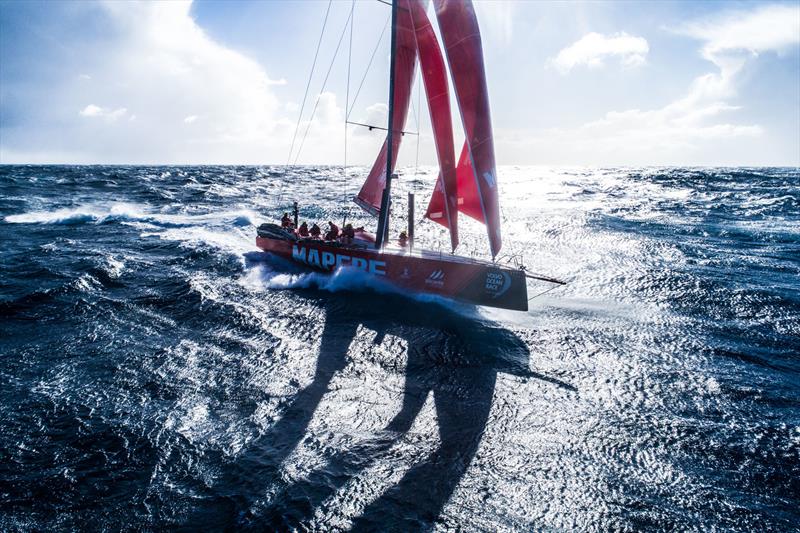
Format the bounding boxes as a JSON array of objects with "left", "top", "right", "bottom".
[
  {"left": 291, "top": 245, "right": 386, "bottom": 275},
  {"left": 425, "top": 269, "right": 445, "bottom": 287},
  {"left": 485, "top": 270, "right": 511, "bottom": 298}
]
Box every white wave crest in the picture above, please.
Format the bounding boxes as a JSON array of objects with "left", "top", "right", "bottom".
[{"left": 4, "top": 202, "right": 262, "bottom": 229}]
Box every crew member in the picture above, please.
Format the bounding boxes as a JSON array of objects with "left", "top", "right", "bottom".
[
  {"left": 297, "top": 221, "right": 309, "bottom": 237},
  {"left": 324, "top": 221, "right": 339, "bottom": 241},
  {"left": 281, "top": 212, "right": 293, "bottom": 228},
  {"left": 398, "top": 230, "right": 408, "bottom": 248},
  {"left": 309, "top": 223, "right": 321, "bottom": 238},
  {"left": 340, "top": 223, "right": 355, "bottom": 244}
]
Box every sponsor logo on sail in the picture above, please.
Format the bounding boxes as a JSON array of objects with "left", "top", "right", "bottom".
[{"left": 425, "top": 269, "right": 445, "bottom": 287}]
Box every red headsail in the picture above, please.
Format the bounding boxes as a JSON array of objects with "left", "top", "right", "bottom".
[
  {"left": 431, "top": 0, "right": 501, "bottom": 257},
  {"left": 355, "top": 4, "right": 418, "bottom": 215}
]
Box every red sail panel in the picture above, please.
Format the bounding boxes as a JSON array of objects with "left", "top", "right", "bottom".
[
  {"left": 406, "top": 0, "right": 458, "bottom": 250},
  {"left": 428, "top": 141, "right": 485, "bottom": 226},
  {"left": 454, "top": 141, "right": 483, "bottom": 222},
  {"left": 425, "top": 175, "right": 447, "bottom": 225},
  {"left": 433, "top": 0, "right": 501, "bottom": 257},
  {"left": 355, "top": 5, "right": 418, "bottom": 215}
]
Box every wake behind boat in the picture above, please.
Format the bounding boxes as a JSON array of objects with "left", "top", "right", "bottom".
[{"left": 257, "top": 0, "right": 564, "bottom": 310}]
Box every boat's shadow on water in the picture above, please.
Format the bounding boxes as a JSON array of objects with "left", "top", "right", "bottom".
[{"left": 226, "top": 268, "right": 573, "bottom": 531}]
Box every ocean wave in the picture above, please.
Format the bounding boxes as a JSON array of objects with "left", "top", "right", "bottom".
[
  {"left": 2, "top": 165, "right": 799, "bottom": 531},
  {"left": 145, "top": 226, "right": 255, "bottom": 263},
  {"left": 4, "top": 203, "right": 263, "bottom": 229}
]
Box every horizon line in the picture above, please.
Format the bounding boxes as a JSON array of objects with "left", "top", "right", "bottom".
[{"left": 1, "top": 163, "right": 799, "bottom": 169}]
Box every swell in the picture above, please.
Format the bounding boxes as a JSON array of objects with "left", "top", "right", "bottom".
[{"left": 1, "top": 165, "right": 799, "bottom": 531}]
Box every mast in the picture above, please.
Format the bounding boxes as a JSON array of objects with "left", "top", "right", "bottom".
[{"left": 375, "top": 0, "right": 399, "bottom": 249}]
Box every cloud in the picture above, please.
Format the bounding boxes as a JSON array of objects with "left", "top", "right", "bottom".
[
  {"left": 677, "top": 3, "right": 800, "bottom": 70},
  {"left": 79, "top": 104, "right": 103, "bottom": 117},
  {"left": 2, "top": 0, "right": 299, "bottom": 163},
  {"left": 663, "top": 4, "right": 799, "bottom": 117},
  {"left": 79, "top": 104, "right": 128, "bottom": 121},
  {"left": 97, "top": 0, "right": 284, "bottom": 159},
  {"left": 284, "top": 94, "right": 424, "bottom": 165},
  {"left": 549, "top": 32, "right": 649, "bottom": 74},
  {"left": 515, "top": 4, "right": 798, "bottom": 164},
  {"left": 6, "top": 0, "right": 382, "bottom": 164},
  {"left": 352, "top": 103, "right": 388, "bottom": 137}
]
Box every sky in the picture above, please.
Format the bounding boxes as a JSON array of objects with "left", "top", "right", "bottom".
[{"left": 0, "top": 0, "right": 798, "bottom": 166}]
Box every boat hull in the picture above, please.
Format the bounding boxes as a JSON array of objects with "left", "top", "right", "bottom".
[{"left": 255, "top": 234, "right": 528, "bottom": 311}]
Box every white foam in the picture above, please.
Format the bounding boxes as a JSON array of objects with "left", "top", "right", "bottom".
[
  {"left": 5, "top": 202, "right": 262, "bottom": 230},
  {"left": 152, "top": 226, "right": 254, "bottom": 261},
  {"left": 5, "top": 206, "right": 105, "bottom": 224},
  {"left": 257, "top": 265, "right": 396, "bottom": 294},
  {"left": 240, "top": 262, "right": 479, "bottom": 319}
]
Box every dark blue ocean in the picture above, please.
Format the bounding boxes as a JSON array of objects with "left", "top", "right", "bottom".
[{"left": 1, "top": 165, "right": 798, "bottom": 531}]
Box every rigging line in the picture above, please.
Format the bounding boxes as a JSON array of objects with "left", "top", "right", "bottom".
[
  {"left": 404, "top": 2, "right": 422, "bottom": 244},
  {"left": 343, "top": 0, "right": 354, "bottom": 226},
  {"left": 414, "top": 72, "right": 422, "bottom": 246},
  {"left": 293, "top": 5, "right": 354, "bottom": 166},
  {"left": 413, "top": 59, "right": 421, "bottom": 193},
  {"left": 286, "top": 0, "right": 332, "bottom": 167},
  {"left": 408, "top": 77, "right": 419, "bottom": 129},
  {"left": 406, "top": 14, "right": 440, "bottom": 251},
  {"left": 527, "top": 283, "right": 562, "bottom": 302},
  {"left": 346, "top": 15, "right": 390, "bottom": 121}
]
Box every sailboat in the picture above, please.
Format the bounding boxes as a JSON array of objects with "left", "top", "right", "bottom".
[{"left": 256, "top": 0, "right": 564, "bottom": 312}]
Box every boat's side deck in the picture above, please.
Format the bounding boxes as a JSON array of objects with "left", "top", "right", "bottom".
[{"left": 256, "top": 222, "right": 512, "bottom": 270}]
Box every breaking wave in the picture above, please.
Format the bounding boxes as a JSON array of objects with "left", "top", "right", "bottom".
[{"left": 5, "top": 202, "right": 262, "bottom": 229}]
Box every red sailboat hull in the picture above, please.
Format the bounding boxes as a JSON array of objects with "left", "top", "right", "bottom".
[{"left": 255, "top": 229, "right": 528, "bottom": 311}]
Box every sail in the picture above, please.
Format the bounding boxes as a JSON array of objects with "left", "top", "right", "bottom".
[
  {"left": 406, "top": 0, "right": 459, "bottom": 250},
  {"left": 428, "top": 141, "right": 484, "bottom": 223},
  {"left": 354, "top": 4, "right": 418, "bottom": 215},
  {"left": 432, "top": 0, "right": 501, "bottom": 257}
]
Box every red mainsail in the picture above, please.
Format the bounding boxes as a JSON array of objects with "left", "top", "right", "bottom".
[
  {"left": 430, "top": 0, "right": 501, "bottom": 257},
  {"left": 355, "top": 4, "right": 418, "bottom": 215},
  {"left": 406, "top": 0, "right": 459, "bottom": 250}
]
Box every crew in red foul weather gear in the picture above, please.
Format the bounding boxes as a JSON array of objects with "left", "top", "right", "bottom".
[
  {"left": 324, "top": 221, "right": 339, "bottom": 241},
  {"left": 297, "top": 221, "right": 309, "bottom": 237},
  {"left": 309, "top": 223, "right": 321, "bottom": 238},
  {"left": 281, "top": 212, "right": 292, "bottom": 228},
  {"left": 341, "top": 223, "right": 355, "bottom": 244},
  {"left": 398, "top": 231, "right": 408, "bottom": 248}
]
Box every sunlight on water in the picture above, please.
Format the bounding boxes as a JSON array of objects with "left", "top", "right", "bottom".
[{"left": 1, "top": 165, "right": 798, "bottom": 530}]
